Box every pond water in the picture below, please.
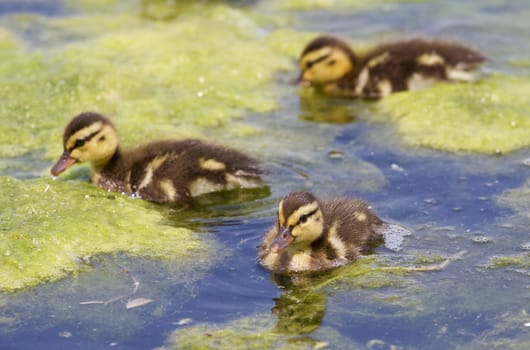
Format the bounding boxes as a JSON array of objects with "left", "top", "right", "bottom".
[{"left": 1, "top": 0, "right": 529, "bottom": 349}]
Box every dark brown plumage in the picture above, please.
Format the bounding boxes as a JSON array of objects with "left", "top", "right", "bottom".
[
  {"left": 298, "top": 35, "right": 486, "bottom": 98},
  {"left": 51, "top": 112, "right": 262, "bottom": 203},
  {"left": 258, "top": 191, "right": 384, "bottom": 274}
]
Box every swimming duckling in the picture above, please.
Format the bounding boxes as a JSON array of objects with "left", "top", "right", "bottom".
[
  {"left": 298, "top": 35, "right": 486, "bottom": 99},
  {"left": 51, "top": 112, "right": 262, "bottom": 203},
  {"left": 258, "top": 191, "right": 384, "bottom": 274}
]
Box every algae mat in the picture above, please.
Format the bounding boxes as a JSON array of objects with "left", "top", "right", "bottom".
[
  {"left": 0, "top": 4, "right": 292, "bottom": 159},
  {"left": 0, "top": 176, "right": 218, "bottom": 292},
  {"left": 378, "top": 75, "right": 530, "bottom": 154}
]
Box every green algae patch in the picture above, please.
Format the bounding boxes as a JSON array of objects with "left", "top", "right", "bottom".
[
  {"left": 266, "top": 29, "right": 317, "bottom": 58},
  {"left": 0, "top": 176, "right": 218, "bottom": 292},
  {"left": 487, "top": 254, "right": 530, "bottom": 269},
  {"left": 0, "top": 4, "right": 292, "bottom": 161},
  {"left": 378, "top": 75, "right": 530, "bottom": 154},
  {"left": 497, "top": 179, "right": 530, "bottom": 217},
  {"left": 159, "top": 314, "right": 354, "bottom": 350},
  {"left": 266, "top": 0, "right": 428, "bottom": 11}
]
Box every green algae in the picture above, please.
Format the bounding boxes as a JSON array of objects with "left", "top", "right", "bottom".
[
  {"left": 266, "top": 29, "right": 317, "bottom": 58},
  {"left": 0, "top": 3, "right": 291, "bottom": 161},
  {"left": 378, "top": 75, "right": 530, "bottom": 154},
  {"left": 267, "top": 0, "right": 428, "bottom": 11},
  {"left": 454, "top": 309, "right": 530, "bottom": 350},
  {"left": 0, "top": 176, "right": 219, "bottom": 292},
  {"left": 487, "top": 254, "right": 530, "bottom": 269},
  {"left": 159, "top": 314, "right": 355, "bottom": 350},
  {"left": 497, "top": 179, "right": 530, "bottom": 217}
]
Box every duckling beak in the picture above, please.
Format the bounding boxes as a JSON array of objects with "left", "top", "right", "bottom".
[
  {"left": 270, "top": 226, "right": 294, "bottom": 253},
  {"left": 295, "top": 72, "right": 311, "bottom": 87},
  {"left": 51, "top": 152, "right": 77, "bottom": 176}
]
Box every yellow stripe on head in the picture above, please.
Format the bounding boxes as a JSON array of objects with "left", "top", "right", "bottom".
[
  {"left": 286, "top": 201, "right": 319, "bottom": 231},
  {"left": 65, "top": 121, "right": 103, "bottom": 151}
]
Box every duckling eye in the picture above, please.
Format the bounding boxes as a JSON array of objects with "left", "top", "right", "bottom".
[
  {"left": 327, "top": 59, "right": 336, "bottom": 66},
  {"left": 306, "top": 61, "right": 314, "bottom": 69},
  {"left": 299, "top": 214, "right": 309, "bottom": 224},
  {"left": 74, "top": 139, "right": 86, "bottom": 148}
]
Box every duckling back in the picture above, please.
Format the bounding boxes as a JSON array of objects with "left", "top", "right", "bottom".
[
  {"left": 316, "top": 197, "right": 384, "bottom": 259},
  {"left": 356, "top": 38, "right": 486, "bottom": 98},
  {"left": 121, "top": 139, "right": 262, "bottom": 202}
]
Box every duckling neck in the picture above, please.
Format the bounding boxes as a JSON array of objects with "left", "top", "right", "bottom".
[
  {"left": 91, "top": 148, "right": 130, "bottom": 193},
  {"left": 93, "top": 148, "right": 123, "bottom": 172}
]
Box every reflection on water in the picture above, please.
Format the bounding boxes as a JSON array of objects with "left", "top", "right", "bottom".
[
  {"left": 272, "top": 288, "right": 326, "bottom": 335},
  {"left": 298, "top": 92, "right": 358, "bottom": 124}
]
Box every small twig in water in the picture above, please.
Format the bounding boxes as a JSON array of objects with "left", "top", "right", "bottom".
[{"left": 394, "top": 249, "right": 467, "bottom": 272}]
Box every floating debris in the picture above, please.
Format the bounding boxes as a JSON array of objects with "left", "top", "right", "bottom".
[
  {"left": 472, "top": 236, "right": 493, "bottom": 244},
  {"left": 173, "top": 318, "right": 193, "bottom": 326},
  {"left": 58, "top": 331, "right": 72, "bottom": 339},
  {"left": 520, "top": 242, "right": 530, "bottom": 251},
  {"left": 327, "top": 150, "right": 344, "bottom": 159},
  {"left": 126, "top": 298, "right": 153, "bottom": 310},
  {"left": 390, "top": 163, "right": 407, "bottom": 173}
]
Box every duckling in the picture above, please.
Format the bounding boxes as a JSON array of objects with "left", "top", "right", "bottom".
[
  {"left": 51, "top": 112, "right": 262, "bottom": 203},
  {"left": 298, "top": 35, "right": 486, "bottom": 99},
  {"left": 258, "top": 191, "right": 384, "bottom": 274}
]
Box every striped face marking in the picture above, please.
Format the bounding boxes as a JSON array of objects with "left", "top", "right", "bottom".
[
  {"left": 299, "top": 46, "right": 353, "bottom": 85},
  {"left": 65, "top": 121, "right": 104, "bottom": 152},
  {"left": 64, "top": 123, "right": 119, "bottom": 166},
  {"left": 276, "top": 200, "right": 324, "bottom": 248}
]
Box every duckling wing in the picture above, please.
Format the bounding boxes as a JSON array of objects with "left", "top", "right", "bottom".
[{"left": 321, "top": 198, "right": 384, "bottom": 253}]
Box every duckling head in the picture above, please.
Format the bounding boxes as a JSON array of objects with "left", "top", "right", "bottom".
[
  {"left": 298, "top": 35, "right": 356, "bottom": 87},
  {"left": 270, "top": 192, "right": 324, "bottom": 253},
  {"left": 51, "top": 112, "right": 120, "bottom": 176}
]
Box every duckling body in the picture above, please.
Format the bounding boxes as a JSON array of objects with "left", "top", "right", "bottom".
[
  {"left": 258, "top": 192, "right": 383, "bottom": 274},
  {"left": 299, "top": 35, "right": 486, "bottom": 99},
  {"left": 51, "top": 112, "right": 262, "bottom": 203}
]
